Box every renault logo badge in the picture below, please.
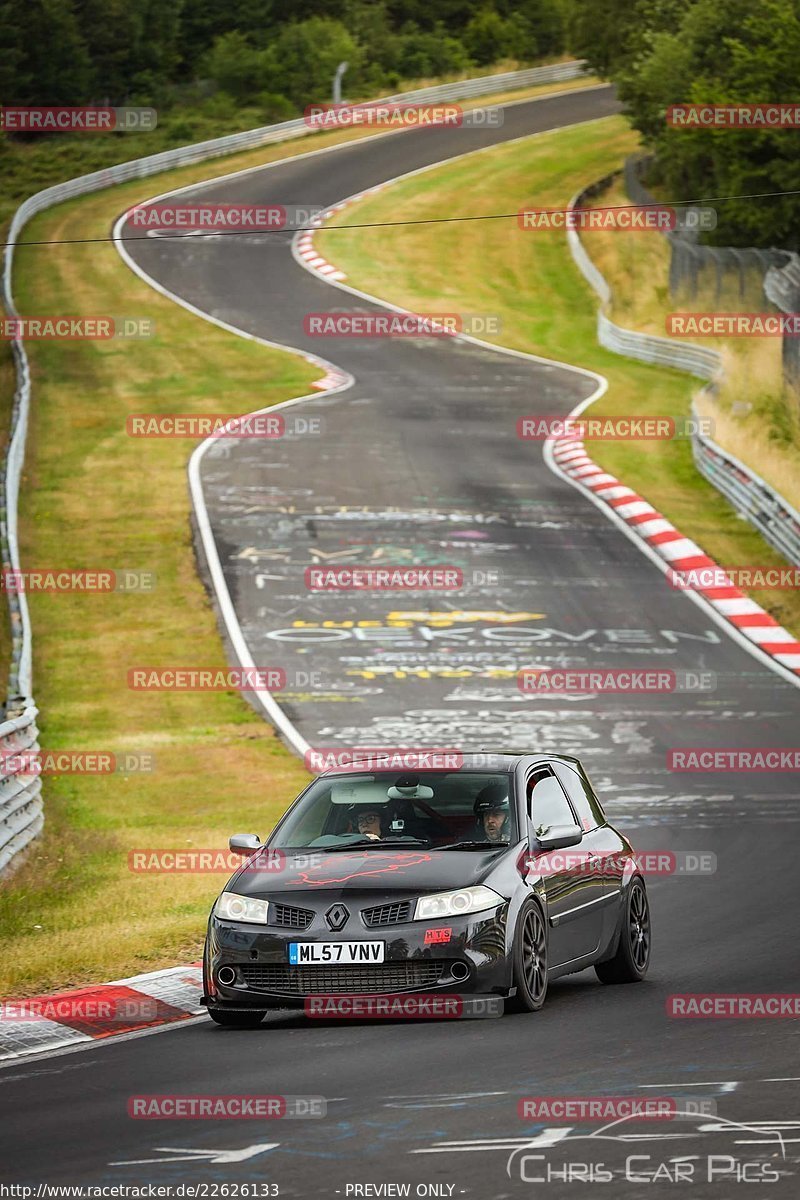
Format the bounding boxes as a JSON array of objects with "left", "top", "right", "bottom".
[{"left": 325, "top": 903, "right": 349, "bottom": 931}]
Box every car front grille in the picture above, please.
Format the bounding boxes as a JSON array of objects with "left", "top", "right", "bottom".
[
  {"left": 239, "top": 961, "right": 446, "bottom": 995},
  {"left": 362, "top": 900, "right": 412, "bottom": 927},
  {"left": 270, "top": 904, "right": 314, "bottom": 930}
]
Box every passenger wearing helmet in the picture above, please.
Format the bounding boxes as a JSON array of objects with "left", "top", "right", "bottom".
[
  {"left": 473, "top": 781, "right": 511, "bottom": 844},
  {"left": 349, "top": 804, "right": 385, "bottom": 841}
]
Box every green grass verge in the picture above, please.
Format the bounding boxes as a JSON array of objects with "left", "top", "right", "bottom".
[
  {"left": 0, "top": 74, "right": 599, "bottom": 693},
  {"left": 0, "top": 79, "right": 606, "bottom": 998},
  {"left": 317, "top": 114, "right": 800, "bottom": 640},
  {"left": 0, "top": 185, "right": 317, "bottom": 997},
  {"left": 581, "top": 176, "right": 800, "bottom": 516},
  {"left": 0, "top": 73, "right": 599, "bottom": 232}
]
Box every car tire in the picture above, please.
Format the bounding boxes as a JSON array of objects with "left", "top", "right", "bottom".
[
  {"left": 595, "top": 876, "right": 651, "bottom": 984},
  {"left": 208, "top": 1008, "right": 267, "bottom": 1028},
  {"left": 507, "top": 899, "right": 548, "bottom": 1012}
]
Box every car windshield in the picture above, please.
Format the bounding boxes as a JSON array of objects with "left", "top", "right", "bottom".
[{"left": 270, "top": 771, "right": 516, "bottom": 850}]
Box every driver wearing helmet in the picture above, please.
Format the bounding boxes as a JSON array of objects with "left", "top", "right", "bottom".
[{"left": 473, "top": 781, "right": 511, "bottom": 844}]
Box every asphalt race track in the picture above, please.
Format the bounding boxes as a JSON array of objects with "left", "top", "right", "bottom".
[{"left": 3, "top": 85, "right": 799, "bottom": 1197}]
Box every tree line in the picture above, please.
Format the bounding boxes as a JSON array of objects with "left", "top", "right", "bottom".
[
  {"left": 5, "top": 0, "right": 793, "bottom": 248},
  {"left": 565, "top": 0, "right": 800, "bottom": 247},
  {"left": 0, "top": 0, "right": 566, "bottom": 112}
]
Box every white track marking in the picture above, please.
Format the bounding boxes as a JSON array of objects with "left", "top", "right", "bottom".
[
  {"left": 111, "top": 99, "right": 615, "bottom": 759},
  {"left": 111, "top": 1143, "right": 279, "bottom": 1166},
  {"left": 112, "top": 88, "right": 799, "bottom": 780},
  {"left": 385, "top": 1091, "right": 507, "bottom": 1102},
  {"left": 113, "top": 214, "right": 353, "bottom": 756},
  {"left": 639, "top": 1082, "right": 739, "bottom": 1091},
  {"left": 0, "top": 1015, "right": 210, "bottom": 1072},
  {"left": 412, "top": 1129, "right": 572, "bottom": 1154},
  {"left": 290, "top": 134, "right": 800, "bottom": 692}
]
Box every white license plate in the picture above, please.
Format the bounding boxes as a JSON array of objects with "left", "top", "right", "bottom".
[{"left": 288, "top": 941, "right": 385, "bottom": 965}]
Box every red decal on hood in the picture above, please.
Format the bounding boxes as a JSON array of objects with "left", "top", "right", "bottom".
[{"left": 286, "top": 850, "right": 432, "bottom": 887}]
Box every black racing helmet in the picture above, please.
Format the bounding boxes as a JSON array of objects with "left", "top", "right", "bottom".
[{"left": 473, "top": 780, "right": 511, "bottom": 820}]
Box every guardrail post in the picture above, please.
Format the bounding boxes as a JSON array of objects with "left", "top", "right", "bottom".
[
  {"left": 566, "top": 173, "right": 800, "bottom": 571},
  {"left": 0, "top": 60, "right": 588, "bottom": 870}
]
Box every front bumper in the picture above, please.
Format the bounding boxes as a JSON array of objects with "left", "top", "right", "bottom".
[{"left": 203, "top": 902, "right": 511, "bottom": 1010}]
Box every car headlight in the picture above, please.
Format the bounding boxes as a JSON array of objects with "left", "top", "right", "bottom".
[
  {"left": 215, "top": 891, "right": 270, "bottom": 924},
  {"left": 413, "top": 885, "right": 503, "bottom": 921}
]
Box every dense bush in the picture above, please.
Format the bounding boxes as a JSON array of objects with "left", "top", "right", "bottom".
[
  {"left": 564, "top": 0, "right": 800, "bottom": 247},
  {"left": 0, "top": 1, "right": 566, "bottom": 111}
]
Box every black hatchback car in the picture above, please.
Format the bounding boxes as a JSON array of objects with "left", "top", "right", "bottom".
[{"left": 202, "top": 753, "right": 651, "bottom": 1025}]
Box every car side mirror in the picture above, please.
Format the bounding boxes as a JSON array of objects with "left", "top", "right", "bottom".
[
  {"left": 535, "top": 824, "right": 583, "bottom": 851},
  {"left": 229, "top": 833, "right": 262, "bottom": 856}
]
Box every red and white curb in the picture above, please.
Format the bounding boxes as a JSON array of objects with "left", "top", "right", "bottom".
[
  {"left": 0, "top": 964, "right": 203, "bottom": 1060},
  {"left": 295, "top": 211, "right": 350, "bottom": 390},
  {"left": 299, "top": 183, "right": 442, "bottom": 389},
  {"left": 292, "top": 158, "right": 800, "bottom": 686},
  {"left": 310, "top": 364, "right": 350, "bottom": 390},
  {"left": 549, "top": 435, "right": 800, "bottom": 677},
  {"left": 296, "top": 206, "right": 355, "bottom": 390},
  {"left": 295, "top": 186, "right": 388, "bottom": 288},
  {"left": 295, "top": 210, "right": 347, "bottom": 282}
]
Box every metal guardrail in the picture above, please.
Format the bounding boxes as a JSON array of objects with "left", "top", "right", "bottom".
[
  {"left": 625, "top": 154, "right": 790, "bottom": 305},
  {"left": 764, "top": 251, "right": 800, "bottom": 389},
  {"left": 627, "top": 154, "right": 800, "bottom": 392},
  {"left": 596, "top": 310, "right": 720, "bottom": 379},
  {"left": 764, "top": 251, "right": 800, "bottom": 310},
  {"left": 0, "top": 278, "right": 41, "bottom": 871},
  {"left": 567, "top": 175, "right": 721, "bottom": 379},
  {"left": 567, "top": 177, "right": 800, "bottom": 568},
  {"left": 0, "top": 708, "right": 42, "bottom": 874},
  {"left": 0, "top": 60, "right": 589, "bottom": 872},
  {"left": 690, "top": 418, "right": 800, "bottom": 567}
]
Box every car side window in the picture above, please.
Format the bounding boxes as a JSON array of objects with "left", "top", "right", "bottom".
[
  {"left": 526, "top": 771, "right": 576, "bottom": 838},
  {"left": 554, "top": 764, "right": 605, "bottom": 832}
]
